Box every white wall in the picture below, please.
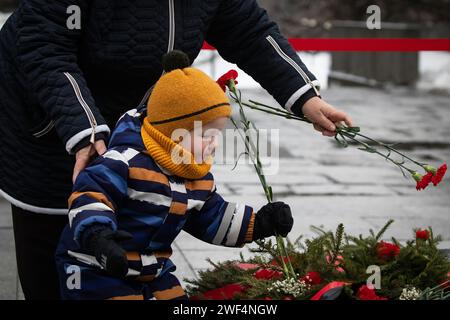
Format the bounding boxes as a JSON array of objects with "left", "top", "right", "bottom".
[
  {"left": 418, "top": 52, "right": 450, "bottom": 92},
  {"left": 193, "top": 50, "right": 331, "bottom": 90}
]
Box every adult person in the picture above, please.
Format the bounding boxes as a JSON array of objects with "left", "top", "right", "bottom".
[{"left": 0, "top": 0, "right": 353, "bottom": 299}]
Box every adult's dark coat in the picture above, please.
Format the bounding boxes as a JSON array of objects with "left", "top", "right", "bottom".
[{"left": 0, "top": 0, "right": 320, "bottom": 213}]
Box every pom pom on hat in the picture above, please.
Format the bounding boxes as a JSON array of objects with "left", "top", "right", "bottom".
[{"left": 162, "top": 50, "right": 191, "bottom": 72}]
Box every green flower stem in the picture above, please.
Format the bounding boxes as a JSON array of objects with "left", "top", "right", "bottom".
[
  {"left": 228, "top": 83, "right": 296, "bottom": 279},
  {"left": 337, "top": 126, "right": 426, "bottom": 168},
  {"left": 338, "top": 130, "right": 416, "bottom": 175},
  {"left": 237, "top": 97, "right": 421, "bottom": 177},
  {"left": 241, "top": 102, "right": 307, "bottom": 122},
  {"left": 246, "top": 100, "right": 310, "bottom": 122},
  {"left": 230, "top": 110, "right": 292, "bottom": 279}
]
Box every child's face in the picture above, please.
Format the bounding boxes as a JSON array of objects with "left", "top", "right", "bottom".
[{"left": 177, "top": 117, "right": 228, "bottom": 164}]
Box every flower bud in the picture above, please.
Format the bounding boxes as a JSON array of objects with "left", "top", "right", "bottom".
[
  {"left": 424, "top": 165, "right": 437, "bottom": 175},
  {"left": 412, "top": 172, "right": 422, "bottom": 182},
  {"left": 228, "top": 79, "right": 236, "bottom": 92}
]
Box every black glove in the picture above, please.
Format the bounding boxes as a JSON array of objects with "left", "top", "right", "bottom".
[
  {"left": 81, "top": 224, "right": 133, "bottom": 278},
  {"left": 253, "top": 201, "right": 293, "bottom": 241}
]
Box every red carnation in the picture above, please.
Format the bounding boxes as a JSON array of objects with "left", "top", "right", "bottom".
[
  {"left": 254, "top": 268, "right": 283, "bottom": 280},
  {"left": 416, "top": 229, "right": 430, "bottom": 240},
  {"left": 416, "top": 172, "right": 433, "bottom": 191},
  {"left": 376, "top": 241, "right": 400, "bottom": 261},
  {"left": 431, "top": 164, "right": 447, "bottom": 186},
  {"left": 439, "top": 272, "right": 450, "bottom": 289},
  {"left": 201, "top": 283, "right": 246, "bottom": 300},
  {"left": 325, "top": 254, "right": 345, "bottom": 273},
  {"left": 217, "top": 70, "right": 238, "bottom": 92},
  {"left": 356, "top": 285, "right": 388, "bottom": 300},
  {"left": 301, "top": 271, "right": 322, "bottom": 285},
  {"left": 438, "top": 279, "right": 450, "bottom": 289}
]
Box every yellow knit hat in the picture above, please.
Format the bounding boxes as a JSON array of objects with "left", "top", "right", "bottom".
[
  {"left": 140, "top": 51, "right": 231, "bottom": 179},
  {"left": 146, "top": 51, "right": 232, "bottom": 138}
]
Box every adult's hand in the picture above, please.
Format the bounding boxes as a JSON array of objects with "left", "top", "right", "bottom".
[
  {"left": 72, "top": 140, "right": 107, "bottom": 183},
  {"left": 302, "top": 97, "right": 354, "bottom": 137}
]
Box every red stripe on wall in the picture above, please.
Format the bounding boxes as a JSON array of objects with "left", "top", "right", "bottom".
[{"left": 202, "top": 38, "right": 450, "bottom": 52}]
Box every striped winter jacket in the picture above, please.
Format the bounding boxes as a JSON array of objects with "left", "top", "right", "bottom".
[{"left": 58, "top": 107, "right": 255, "bottom": 278}]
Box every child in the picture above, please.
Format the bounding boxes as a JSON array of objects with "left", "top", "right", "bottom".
[{"left": 55, "top": 51, "right": 293, "bottom": 300}]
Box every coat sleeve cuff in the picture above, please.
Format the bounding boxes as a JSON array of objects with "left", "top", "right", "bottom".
[
  {"left": 243, "top": 211, "right": 256, "bottom": 244},
  {"left": 70, "top": 131, "right": 110, "bottom": 154},
  {"left": 66, "top": 125, "right": 111, "bottom": 155},
  {"left": 290, "top": 88, "right": 322, "bottom": 117}
]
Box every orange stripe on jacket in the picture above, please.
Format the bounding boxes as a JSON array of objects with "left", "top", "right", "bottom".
[
  {"left": 126, "top": 252, "right": 141, "bottom": 261},
  {"left": 129, "top": 167, "right": 169, "bottom": 186},
  {"left": 68, "top": 191, "right": 115, "bottom": 210},
  {"left": 244, "top": 212, "right": 255, "bottom": 243},
  {"left": 185, "top": 179, "right": 214, "bottom": 191},
  {"left": 169, "top": 201, "right": 187, "bottom": 215},
  {"left": 152, "top": 285, "right": 185, "bottom": 300},
  {"left": 154, "top": 250, "right": 173, "bottom": 259},
  {"left": 135, "top": 275, "right": 156, "bottom": 282}
]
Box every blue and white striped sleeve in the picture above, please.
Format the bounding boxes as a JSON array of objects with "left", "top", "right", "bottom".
[
  {"left": 183, "top": 187, "right": 255, "bottom": 248},
  {"left": 68, "top": 148, "right": 130, "bottom": 244}
]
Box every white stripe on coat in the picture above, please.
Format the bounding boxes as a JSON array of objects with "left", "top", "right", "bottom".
[
  {"left": 103, "top": 149, "right": 128, "bottom": 164},
  {"left": 225, "top": 203, "right": 246, "bottom": 246},
  {"left": 68, "top": 202, "right": 113, "bottom": 226},
  {"left": 127, "top": 188, "right": 172, "bottom": 207},
  {"left": 141, "top": 254, "right": 158, "bottom": 266},
  {"left": 212, "top": 202, "right": 237, "bottom": 245}
]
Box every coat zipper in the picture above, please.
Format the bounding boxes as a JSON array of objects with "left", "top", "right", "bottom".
[
  {"left": 266, "top": 35, "right": 320, "bottom": 96},
  {"left": 63, "top": 72, "right": 98, "bottom": 144},
  {"left": 137, "top": 0, "right": 176, "bottom": 109},
  {"left": 168, "top": 0, "right": 175, "bottom": 53}
]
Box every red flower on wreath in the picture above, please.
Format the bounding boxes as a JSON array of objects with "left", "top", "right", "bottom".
[
  {"left": 415, "top": 172, "right": 433, "bottom": 191},
  {"left": 376, "top": 241, "right": 400, "bottom": 261},
  {"left": 431, "top": 164, "right": 447, "bottom": 186},
  {"left": 356, "top": 285, "right": 388, "bottom": 300},
  {"left": 416, "top": 229, "right": 430, "bottom": 240},
  {"left": 217, "top": 70, "right": 238, "bottom": 92},
  {"left": 325, "top": 254, "right": 345, "bottom": 273},
  {"left": 301, "top": 271, "right": 322, "bottom": 285},
  {"left": 199, "top": 283, "right": 246, "bottom": 300},
  {"left": 254, "top": 268, "right": 283, "bottom": 280},
  {"left": 438, "top": 272, "right": 450, "bottom": 289},
  {"left": 234, "top": 262, "right": 260, "bottom": 271}
]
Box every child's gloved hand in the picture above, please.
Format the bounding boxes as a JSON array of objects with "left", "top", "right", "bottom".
[
  {"left": 252, "top": 201, "right": 293, "bottom": 241},
  {"left": 81, "top": 225, "right": 133, "bottom": 278}
]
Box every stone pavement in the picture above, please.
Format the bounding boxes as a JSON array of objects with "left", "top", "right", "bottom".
[{"left": 0, "top": 86, "right": 449, "bottom": 299}]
